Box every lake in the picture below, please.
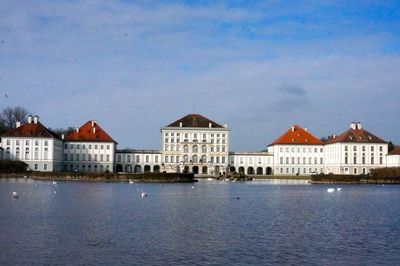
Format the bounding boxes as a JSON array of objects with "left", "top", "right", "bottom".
[{"left": 1, "top": 178, "right": 399, "bottom": 265}]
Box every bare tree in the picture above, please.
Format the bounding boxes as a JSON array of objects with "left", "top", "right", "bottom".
[{"left": 0, "top": 106, "right": 30, "bottom": 130}]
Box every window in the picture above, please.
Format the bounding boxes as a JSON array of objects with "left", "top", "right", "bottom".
[
  {"left": 184, "top": 145, "right": 189, "bottom": 153},
  {"left": 146, "top": 155, "right": 149, "bottom": 163},
  {"left": 44, "top": 164, "right": 47, "bottom": 170},
  {"left": 106, "top": 155, "right": 110, "bottom": 162},
  {"left": 240, "top": 157, "right": 243, "bottom": 163},
  {"left": 95, "top": 145, "right": 98, "bottom": 149},
  {"left": 25, "top": 148, "right": 29, "bottom": 159},
  {"left": 82, "top": 154, "right": 86, "bottom": 161},
  {"left": 26, "top": 140, "right": 30, "bottom": 146},
  {"left": 202, "top": 145, "right": 207, "bottom": 153},
  {"left": 16, "top": 140, "right": 20, "bottom": 146},
  {"left": 107, "top": 145, "right": 110, "bottom": 150},
  {"left": 117, "top": 155, "right": 121, "bottom": 162},
  {"left": 155, "top": 156, "right": 158, "bottom": 163},
  {"left": 193, "top": 145, "right": 198, "bottom": 153},
  {"left": 136, "top": 155, "right": 140, "bottom": 163},
  {"left": 100, "top": 155, "right": 104, "bottom": 161},
  {"left": 88, "top": 154, "right": 92, "bottom": 161},
  {"left": 35, "top": 148, "right": 39, "bottom": 160},
  {"left": 101, "top": 145, "right": 104, "bottom": 150},
  {"left": 76, "top": 154, "right": 80, "bottom": 161},
  {"left": 94, "top": 155, "right": 98, "bottom": 161}
]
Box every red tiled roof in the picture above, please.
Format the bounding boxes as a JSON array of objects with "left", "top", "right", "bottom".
[
  {"left": 388, "top": 146, "right": 400, "bottom": 155},
  {"left": 325, "top": 127, "right": 387, "bottom": 144},
  {"left": 2, "top": 121, "right": 60, "bottom": 139},
  {"left": 269, "top": 125, "right": 323, "bottom": 146},
  {"left": 166, "top": 114, "right": 224, "bottom": 128},
  {"left": 64, "top": 121, "right": 116, "bottom": 143}
]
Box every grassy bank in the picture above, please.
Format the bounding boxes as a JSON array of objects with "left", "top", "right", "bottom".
[{"left": 0, "top": 171, "right": 197, "bottom": 183}]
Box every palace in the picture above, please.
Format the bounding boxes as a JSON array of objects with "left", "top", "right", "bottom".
[{"left": 1, "top": 113, "right": 397, "bottom": 176}]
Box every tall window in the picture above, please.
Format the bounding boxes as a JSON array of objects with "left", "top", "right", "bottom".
[
  {"left": 15, "top": 148, "right": 20, "bottom": 159},
  {"left": 184, "top": 145, "right": 189, "bottom": 153},
  {"left": 202, "top": 145, "right": 207, "bottom": 153},
  {"left": 44, "top": 148, "right": 48, "bottom": 160},
  {"left": 193, "top": 145, "right": 198, "bottom": 153},
  {"left": 25, "top": 148, "right": 29, "bottom": 159}
]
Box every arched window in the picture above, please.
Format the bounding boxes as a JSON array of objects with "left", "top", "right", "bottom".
[
  {"left": 202, "top": 145, "right": 207, "bottom": 153},
  {"left": 25, "top": 148, "right": 29, "bottom": 159},
  {"left": 6, "top": 148, "right": 10, "bottom": 159},
  {"left": 193, "top": 145, "right": 198, "bottom": 153},
  {"left": 183, "top": 155, "right": 189, "bottom": 163},
  {"left": 193, "top": 155, "right": 198, "bottom": 163},
  {"left": 201, "top": 155, "right": 207, "bottom": 163},
  {"left": 165, "top": 145, "right": 169, "bottom": 151},
  {"left": 184, "top": 145, "right": 189, "bottom": 153}
]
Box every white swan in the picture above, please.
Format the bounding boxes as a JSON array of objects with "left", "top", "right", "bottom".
[
  {"left": 141, "top": 190, "right": 147, "bottom": 197},
  {"left": 12, "top": 192, "right": 18, "bottom": 198},
  {"left": 129, "top": 179, "right": 134, "bottom": 184},
  {"left": 327, "top": 188, "right": 335, "bottom": 193},
  {"left": 52, "top": 180, "right": 57, "bottom": 185},
  {"left": 337, "top": 188, "right": 342, "bottom": 191}
]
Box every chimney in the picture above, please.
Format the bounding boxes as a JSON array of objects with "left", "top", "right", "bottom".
[
  {"left": 350, "top": 122, "right": 357, "bottom": 130},
  {"left": 93, "top": 127, "right": 96, "bottom": 133},
  {"left": 357, "top": 122, "right": 362, "bottom": 130},
  {"left": 305, "top": 127, "right": 307, "bottom": 132},
  {"left": 76, "top": 128, "right": 79, "bottom": 132},
  {"left": 223, "top": 124, "right": 227, "bottom": 128},
  {"left": 33, "top": 115, "right": 39, "bottom": 124},
  {"left": 292, "top": 126, "right": 294, "bottom": 132},
  {"left": 209, "top": 123, "right": 212, "bottom": 128},
  {"left": 16, "top": 121, "right": 21, "bottom": 128},
  {"left": 333, "top": 133, "right": 336, "bottom": 138},
  {"left": 179, "top": 122, "right": 182, "bottom": 127},
  {"left": 28, "top": 115, "right": 32, "bottom": 124},
  {"left": 92, "top": 120, "right": 96, "bottom": 127},
  {"left": 61, "top": 134, "right": 64, "bottom": 139}
]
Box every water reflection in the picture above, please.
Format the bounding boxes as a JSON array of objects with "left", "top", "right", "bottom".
[{"left": 1, "top": 178, "right": 399, "bottom": 265}]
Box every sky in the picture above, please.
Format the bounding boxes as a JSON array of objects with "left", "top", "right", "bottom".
[{"left": 1, "top": 0, "right": 399, "bottom": 151}]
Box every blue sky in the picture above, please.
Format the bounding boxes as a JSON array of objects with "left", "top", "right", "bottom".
[{"left": 1, "top": 0, "right": 399, "bottom": 150}]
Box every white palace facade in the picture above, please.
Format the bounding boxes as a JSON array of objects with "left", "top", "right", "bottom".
[{"left": 1, "top": 113, "right": 397, "bottom": 176}]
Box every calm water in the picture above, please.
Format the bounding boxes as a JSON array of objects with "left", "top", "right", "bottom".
[{"left": 1, "top": 178, "right": 400, "bottom": 265}]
